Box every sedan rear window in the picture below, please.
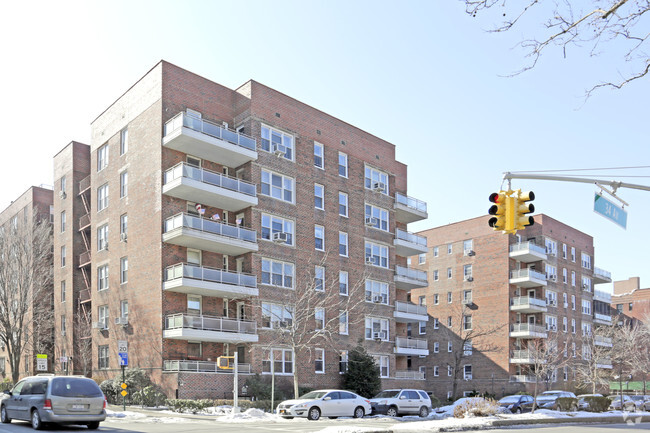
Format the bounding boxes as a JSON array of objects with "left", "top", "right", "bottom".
[{"left": 50, "top": 378, "right": 103, "bottom": 398}]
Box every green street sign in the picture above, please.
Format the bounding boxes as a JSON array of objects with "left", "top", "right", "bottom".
[{"left": 594, "top": 193, "right": 627, "bottom": 229}]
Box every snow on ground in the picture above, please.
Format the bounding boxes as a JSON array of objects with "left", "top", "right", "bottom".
[
  {"left": 105, "top": 409, "right": 148, "bottom": 420},
  {"left": 215, "top": 408, "right": 287, "bottom": 423}
]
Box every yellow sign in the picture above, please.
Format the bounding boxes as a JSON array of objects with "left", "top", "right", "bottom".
[
  {"left": 36, "top": 354, "right": 47, "bottom": 359},
  {"left": 217, "top": 356, "right": 234, "bottom": 370},
  {"left": 121, "top": 383, "right": 127, "bottom": 389},
  {"left": 121, "top": 390, "right": 128, "bottom": 397}
]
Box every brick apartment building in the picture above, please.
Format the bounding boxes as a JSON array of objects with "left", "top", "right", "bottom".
[
  {"left": 612, "top": 277, "right": 650, "bottom": 325},
  {"left": 48, "top": 61, "right": 431, "bottom": 398},
  {"left": 0, "top": 186, "right": 54, "bottom": 379},
  {"left": 411, "top": 214, "right": 613, "bottom": 399}
]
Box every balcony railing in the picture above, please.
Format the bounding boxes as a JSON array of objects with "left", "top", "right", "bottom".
[
  {"left": 165, "top": 314, "right": 257, "bottom": 335},
  {"left": 395, "top": 192, "right": 427, "bottom": 213},
  {"left": 510, "top": 296, "right": 547, "bottom": 309},
  {"left": 164, "top": 162, "right": 256, "bottom": 197},
  {"left": 510, "top": 269, "right": 547, "bottom": 281},
  {"left": 164, "top": 112, "right": 256, "bottom": 151},
  {"left": 165, "top": 263, "right": 257, "bottom": 288},
  {"left": 394, "top": 301, "right": 427, "bottom": 316},
  {"left": 164, "top": 213, "right": 257, "bottom": 244},
  {"left": 510, "top": 323, "right": 547, "bottom": 335},
  {"left": 395, "top": 266, "right": 428, "bottom": 283},
  {"left": 78, "top": 251, "right": 91, "bottom": 267},
  {"left": 395, "top": 229, "right": 427, "bottom": 247},
  {"left": 79, "top": 213, "right": 91, "bottom": 230},
  {"left": 509, "top": 241, "right": 546, "bottom": 256},
  {"left": 510, "top": 375, "right": 536, "bottom": 383},
  {"left": 79, "top": 288, "right": 91, "bottom": 304},
  {"left": 594, "top": 290, "right": 612, "bottom": 303},
  {"left": 163, "top": 359, "right": 252, "bottom": 374},
  {"left": 395, "top": 337, "right": 428, "bottom": 351},
  {"left": 78, "top": 175, "right": 91, "bottom": 194},
  {"left": 594, "top": 313, "right": 612, "bottom": 323},
  {"left": 594, "top": 335, "right": 613, "bottom": 346},
  {"left": 395, "top": 370, "right": 425, "bottom": 380},
  {"left": 594, "top": 267, "right": 612, "bottom": 281},
  {"left": 511, "top": 350, "right": 537, "bottom": 360}
]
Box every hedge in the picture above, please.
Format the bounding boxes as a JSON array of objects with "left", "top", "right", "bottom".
[{"left": 556, "top": 397, "right": 578, "bottom": 411}]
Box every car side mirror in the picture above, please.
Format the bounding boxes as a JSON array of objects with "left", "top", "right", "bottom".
[
  {"left": 323, "top": 397, "right": 331, "bottom": 401},
  {"left": 2, "top": 390, "right": 11, "bottom": 396},
  {"left": 400, "top": 396, "right": 407, "bottom": 399}
]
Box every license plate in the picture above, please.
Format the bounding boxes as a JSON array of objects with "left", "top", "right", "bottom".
[{"left": 71, "top": 404, "right": 86, "bottom": 410}]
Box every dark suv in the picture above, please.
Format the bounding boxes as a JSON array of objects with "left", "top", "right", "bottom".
[{"left": 1, "top": 375, "right": 106, "bottom": 430}]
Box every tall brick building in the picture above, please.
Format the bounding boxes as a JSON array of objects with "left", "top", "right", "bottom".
[
  {"left": 49, "top": 61, "right": 430, "bottom": 398},
  {"left": 412, "top": 214, "right": 613, "bottom": 399},
  {"left": 612, "top": 277, "right": 650, "bottom": 325}
]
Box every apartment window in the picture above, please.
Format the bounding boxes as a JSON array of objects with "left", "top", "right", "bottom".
[
  {"left": 546, "top": 290, "right": 557, "bottom": 306},
  {"left": 98, "top": 265, "right": 109, "bottom": 291},
  {"left": 315, "top": 225, "right": 325, "bottom": 251},
  {"left": 98, "top": 304, "right": 109, "bottom": 329},
  {"left": 261, "top": 303, "right": 294, "bottom": 329},
  {"left": 616, "top": 303, "right": 623, "bottom": 312},
  {"left": 339, "top": 232, "right": 348, "bottom": 256},
  {"left": 365, "top": 317, "right": 389, "bottom": 341},
  {"left": 463, "top": 290, "right": 472, "bottom": 303},
  {"left": 562, "top": 244, "right": 567, "bottom": 259},
  {"left": 60, "top": 211, "right": 66, "bottom": 233},
  {"left": 315, "top": 348, "right": 325, "bottom": 374},
  {"left": 120, "top": 171, "right": 128, "bottom": 198},
  {"left": 572, "top": 342, "right": 576, "bottom": 357},
  {"left": 338, "top": 152, "right": 348, "bottom": 178},
  {"left": 120, "top": 128, "right": 128, "bottom": 155},
  {"left": 261, "top": 169, "right": 294, "bottom": 203},
  {"left": 365, "top": 279, "right": 389, "bottom": 304},
  {"left": 434, "top": 294, "right": 439, "bottom": 304},
  {"left": 313, "top": 142, "right": 324, "bottom": 168},
  {"left": 433, "top": 270, "right": 439, "bottom": 281},
  {"left": 97, "top": 224, "right": 108, "bottom": 251},
  {"left": 419, "top": 321, "right": 426, "bottom": 334},
  {"left": 571, "top": 247, "right": 576, "bottom": 262},
  {"left": 261, "top": 258, "right": 294, "bottom": 289},
  {"left": 339, "top": 271, "right": 348, "bottom": 296},
  {"left": 61, "top": 281, "right": 66, "bottom": 303},
  {"left": 433, "top": 318, "right": 440, "bottom": 329},
  {"left": 581, "top": 253, "right": 592, "bottom": 269},
  {"left": 261, "top": 213, "right": 294, "bottom": 246},
  {"left": 314, "top": 184, "right": 324, "bottom": 209},
  {"left": 120, "top": 214, "right": 128, "bottom": 237},
  {"left": 463, "top": 239, "right": 473, "bottom": 252},
  {"left": 571, "top": 318, "right": 576, "bottom": 334},
  {"left": 365, "top": 241, "right": 389, "bottom": 268},
  {"left": 338, "top": 192, "right": 348, "bottom": 217},
  {"left": 365, "top": 166, "right": 388, "bottom": 194},
  {"left": 433, "top": 246, "right": 439, "bottom": 257},
  {"left": 582, "top": 276, "right": 592, "bottom": 292},
  {"left": 433, "top": 366, "right": 439, "bottom": 377},
  {"left": 582, "top": 323, "right": 592, "bottom": 336},
  {"left": 563, "top": 293, "right": 568, "bottom": 308},
  {"left": 98, "top": 345, "right": 109, "bottom": 369},
  {"left": 60, "top": 175, "right": 66, "bottom": 193},
  {"left": 546, "top": 315, "right": 557, "bottom": 331},
  {"left": 419, "top": 253, "right": 426, "bottom": 264},
  {"left": 463, "top": 264, "right": 472, "bottom": 280},
  {"left": 60, "top": 246, "right": 66, "bottom": 267},
  {"left": 315, "top": 308, "right": 325, "bottom": 330},
  {"left": 447, "top": 244, "right": 452, "bottom": 254},
  {"left": 571, "top": 271, "right": 576, "bottom": 287},
  {"left": 562, "top": 317, "right": 567, "bottom": 332},
  {"left": 314, "top": 266, "right": 325, "bottom": 292},
  {"left": 571, "top": 295, "right": 576, "bottom": 310},
  {"left": 545, "top": 264, "right": 557, "bottom": 281},
  {"left": 433, "top": 342, "right": 440, "bottom": 353},
  {"left": 372, "top": 355, "right": 389, "bottom": 378},
  {"left": 463, "top": 315, "right": 472, "bottom": 330},
  {"left": 262, "top": 348, "right": 293, "bottom": 374},
  {"left": 545, "top": 238, "right": 557, "bottom": 256},
  {"left": 120, "top": 257, "right": 128, "bottom": 284},
  {"left": 562, "top": 268, "right": 567, "bottom": 283},
  {"left": 261, "top": 125, "right": 293, "bottom": 160},
  {"left": 447, "top": 316, "right": 452, "bottom": 327},
  {"left": 447, "top": 292, "right": 452, "bottom": 303},
  {"left": 97, "top": 183, "right": 109, "bottom": 211},
  {"left": 339, "top": 310, "right": 348, "bottom": 334},
  {"left": 582, "top": 300, "right": 592, "bottom": 315},
  {"left": 463, "top": 365, "right": 472, "bottom": 380},
  {"left": 448, "top": 341, "right": 453, "bottom": 352},
  {"left": 447, "top": 268, "right": 452, "bottom": 279},
  {"left": 339, "top": 351, "right": 348, "bottom": 373},
  {"left": 120, "top": 300, "right": 129, "bottom": 320},
  {"left": 97, "top": 144, "right": 108, "bottom": 171},
  {"left": 629, "top": 302, "right": 634, "bottom": 311},
  {"left": 364, "top": 204, "right": 389, "bottom": 231}
]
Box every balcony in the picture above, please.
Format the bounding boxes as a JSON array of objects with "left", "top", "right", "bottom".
[
  {"left": 394, "top": 192, "right": 428, "bottom": 224},
  {"left": 163, "top": 359, "right": 252, "bottom": 374},
  {"left": 393, "top": 229, "right": 428, "bottom": 258},
  {"left": 394, "top": 266, "right": 428, "bottom": 291},
  {"left": 394, "top": 337, "right": 429, "bottom": 356},
  {"left": 163, "top": 213, "right": 258, "bottom": 256},
  {"left": 164, "top": 263, "right": 258, "bottom": 298},
  {"left": 596, "top": 358, "right": 613, "bottom": 369},
  {"left": 78, "top": 250, "right": 91, "bottom": 268},
  {"left": 594, "top": 290, "right": 612, "bottom": 303},
  {"left": 393, "top": 301, "right": 428, "bottom": 323},
  {"left": 163, "top": 163, "right": 257, "bottom": 212},
  {"left": 510, "top": 350, "right": 539, "bottom": 364},
  {"left": 594, "top": 335, "right": 613, "bottom": 347},
  {"left": 395, "top": 370, "right": 425, "bottom": 380},
  {"left": 78, "top": 175, "right": 90, "bottom": 195},
  {"left": 79, "top": 289, "right": 91, "bottom": 304},
  {"left": 593, "top": 312, "right": 612, "bottom": 326},
  {"left": 79, "top": 213, "right": 91, "bottom": 231},
  {"left": 163, "top": 314, "right": 258, "bottom": 344},
  {"left": 593, "top": 267, "right": 612, "bottom": 284},
  {"left": 509, "top": 269, "right": 547, "bottom": 288},
  {"left": 509, "top": 323, "right": 547, "bottom": 339},
  {"left": 510, "top": 296, "right": 547, "bottom": 314},
  {"left": 509, "top": 242, "right": 547, "bottom": 262},
  {"left": 510, "top": 375, "right": 536, "bottom": 383},
  {"left": 163, "top": 112, "right": 257, "bottom": 167}
]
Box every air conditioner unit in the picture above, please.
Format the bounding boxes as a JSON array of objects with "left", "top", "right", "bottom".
[
  {"left": 372, "top": 295, "right": 383, "bottom": 303},
  {"left": 120, "top": 233, "right": 128, "bottom": 242},
  {"left": 548, "top": 325, "right": 557, "bottom": 331},
  {"left": 365, "top": 217, "right": 378, "bottom": 227},
  {"left": 365, "top": 257, "right": 376, "bottom": 265},
  {"left": 563, "top": 303, "right": 569, "bottom": 308},
  {"left": 61, "top": 330, "right": 66, "bottom": 336},
  {"left": 59, "top": 191, "right": 66, "bottom": 199},
  {"left": 115, "top": 317, "right": 129, "bottom": 326},
  {"left": 372, "top": 181, "right": 386, "bottom": 192},
  {"left": 92, "top": 321, "right": 106, "bottom": 330},
  {"left": 464, "top": 249, "right": 475, "bottom": 257},
  {"left": 272, "top": 232, "right": 288, "bottom": 243},
  {"left": 273, "top": 144, "right": 287, "bottom": 157},
  {"left": 464, "top": 374, "right": 473, "bottom": 381},
  {"left": 462, "top": 298, "right": 473, "bottom": 305},
  {"left": 464, "top": 276, "right": 474, "bottom": 282},
  {"left": 278, "top": 320, "right": 289, "bottom": 328}
]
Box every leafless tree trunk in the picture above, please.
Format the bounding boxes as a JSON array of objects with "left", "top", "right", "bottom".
[{"left": 571, "top": 322, "right": 618, "bottom": 394}]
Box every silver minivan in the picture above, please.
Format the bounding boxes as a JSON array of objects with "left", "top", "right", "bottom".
[{"left": 1, "top": 375, "right": 106, "bottom": 430}]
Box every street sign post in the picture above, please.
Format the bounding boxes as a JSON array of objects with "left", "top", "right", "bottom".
[
  {"left": 36, "top": 354, "right": 47, "bottom": 372},
  {"left": 594, "top": 193, "right": 627, "bottom": 229}
]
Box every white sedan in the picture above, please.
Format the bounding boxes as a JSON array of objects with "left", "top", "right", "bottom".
[{"left": 276, "top": 389, "right": 371, "bottom": 420}]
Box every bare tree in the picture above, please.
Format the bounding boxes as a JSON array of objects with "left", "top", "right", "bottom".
[
  {"left": 0, "top": 215, "right": 53, "bottom": 382},
  {"left": 73, "top": 304, "right": 93, "bottom": 376},
  {"left": 572, "top": 324, "right": 618, "bottom": 394},
  {"left": 464, "top": 0, "right": 650, "bottom": 95},
  {"left": 612, "top": 318, "right": 650, "bottom": 395}
]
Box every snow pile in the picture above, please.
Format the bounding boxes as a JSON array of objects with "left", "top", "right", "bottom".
[
  {"left": 216, "top": 408, "right": 285, "bottom": 423},
  {"left": 105, "top": 409, "right": 147, "bottom": 420}
]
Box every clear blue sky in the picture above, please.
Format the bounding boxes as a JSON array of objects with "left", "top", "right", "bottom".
[{"left": 1, "top": 0, "right": 647, "bottom": 291}]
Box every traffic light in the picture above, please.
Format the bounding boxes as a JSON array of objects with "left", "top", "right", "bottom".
[
  {"left": 514, "top": 190, "right": 535, "bottom": 231},
  {"left": 488, "top": 191, "right": 508, "bottom": 232}
]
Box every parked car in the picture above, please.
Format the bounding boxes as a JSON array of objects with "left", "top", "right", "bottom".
[
  {"left": 276, "top": 389, "right": 371, "bottom": 420},
  {"left": 628, "top": 395, "right": 649, "bottom": 411},
  {"left": 577, "top": 393, "right": 603, "bottom": 410},
  {"left": 435, "top": 397, "right": 488, "bottom": 417},
  {"left": 535, "top": 390, "right": 577, "bottom": 410},
  {"left": 498, "top": 395, "right": 534, "bottom": 413},
  {"left": 609, "top": 395, "right": 638, "bottom": 411},
  {"left": 369, "top": 389, "right": 432, "bottom": 417},
  {"left": 0, "top": 375, "right": 106, "bottom": 430}
]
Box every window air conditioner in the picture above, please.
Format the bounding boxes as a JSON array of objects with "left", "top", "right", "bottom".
[
  {"left": 464, "top": 276, "right": 474, "bottom": 282},
  {"left": 92, "top": 321, "right": 106, "bottom": 330},
  {"left": 365, "top": 217, "right": 378, "bottom": 227},
  {"left": 462, "top": 298, "right": 473, "bottom": 305},
  {"left": 464, "top": 249, "right": 475, "bottom": 257},
  {"left": 365, "top": 257, "right": 376, "bottom": 265},
  {"left": 120, "top": 233, "right": 128, "bottom": 242},
  {"left": 115, "top": 317, "right": 129, "bottom": 326},
  {"left": 272, "top": 232, "right": 288, "bottom": 243},
  {"left": 273, "top": 144, "right": 287, "bottom": 157},
  {"left": 372, "top": 181, "right": 386, "bottom": 192},
  {"left": 372, "top": 295, "right": 383, "bottom": 303},
  {"left": 59, "top": 191, "right": 66, "bottom": 199}
]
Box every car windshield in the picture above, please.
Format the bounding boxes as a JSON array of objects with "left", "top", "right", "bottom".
[
  {"left": 50, "top": 378, "right": 103, "bottom": 398},
  {"left": 298, "top": 391, "right": 328, "bottom": 400},
  {"left": 630, "top": 396, "right": 644, "bottom": 401},
  {"left": 499, "top": 396, "right": 521, "bottom": 403},
  {"left": 374, "top": 390, "right": 400, "bottom": 399}
]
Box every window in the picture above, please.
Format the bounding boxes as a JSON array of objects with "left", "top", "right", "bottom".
[
  {"left": 120, "top": 171, "right": 128, "bottom": 198},
  {"left": 463, "top": 365, "right": 472, "bottom": 380},
  {"left": 120, "top": 257, "right": 128, "bottom": 284},
  {"left": 365, "top": 317, "right": 389, "bottom": 341},
  {"left": 433, "top": 246, "right": 439, "bottom": 257},
  {"left": 571, "top": 271, "right": 576, "bottom": 287},
  {"left": 261, "top": 125, "right": 293, "bottom": 160},
  {"left": 261, "top": 258, "right": 294, "bottom": 289},
  {"left": 315, "top": 348, "right": 325, "bottom": 373},
  {"left": 315, "top": 225, "right": 325, "bottom": 251},
  {"left": 97, "top": 183, "right": 109, "bottom": 211},
  {"left": 545, "top": 238, "right": 557, "bottom": 256},
  {"left": 97, "top": 144, "right": 108, "bottom": 171},
  {"left": 365, "top": 241, "right": 389, "bottom": 268},
  {"left": 546, "top": 315, "right": 557, "bottom": 331},
  {"left": 433, "top": 342, "right": 440, "bottom": 353},
  {"left": 434, "top": 294, "right": 439, "bottom": 304},
  {"left": 562, "top": 244, "right": 567, "bottom": 259},
  {"left": 315, "top": 308, "right": 325, "bottom": 330},
  {"left": 447, "top": 292, "right": 452, "bottom": 303},
  {"left": 563, "top": 293, "right": 568, "bottom": 308},
  {"left": 433, "top": 270, "right": 439, "bottom": 281},
  {"left": 433, "top": 366, "right": 439, "bottom": 377},
  {"left": 261, "top": 303, "right": 294, "bottom": 329},
  {"left": 60, "top": 211, "right": 66, "bottom": 233},
  {"left": 97, "top": 224, "right": 108, "bottom": 251},
  {"left": 98, "top": 305, "right": 109, "bottom": 328},
  {"left": 582, "top": 300, "right": 592, "bottom": 315},
  {"left": 448, "top": 341, "right": 453, "bottom": 352},
  {"left": 447, "top": 244, "right": 453, "bottom": 254},
  {"left": 581, "top": 253, "right": 592, "bottom": 269},
  {"left": 120, "top": 128, "right": 128, "bottom": 155},
  {"left": 262, "top": 348, "right": 293, "bottom": 374},
  {"left": 364, "top": 204, "right": 389, "bottom": 231},
  {"left": 338, "top": 192, "right": 348, "bottom": 217},
  {"left": 314, "top": 184, "right": 324, "bottom": 209},
  {"left": 339, "top": 271, "right": 348, "bottom": 296},
  {"left": 261, "top": 213, "right": 294, "bottom": 245},
  {"left": 60, "top": 246, "right": 66, "bottom": 267},
  {"left": 572, "top": 342, "right": 577, "bottom": 357},
  {"left": 314, "top": 266, "right": 325, "bottom": 292},
  {"left": 373, "top": 355, "right": 389, "bottom": 378},
  {"left": 463, "top": 264, "right": 472, "bottom": 280},
  {"left": 60, "top": 175, "right": 66, "bottom": 193},
  {"left": 545, "top": 264, "right": 557, "bottom": 281},
  {"left": 571, "top": 295, "right": 576, "bottom": 310},
  {"left": 365, "top": 279, "right": 389, "bottom": 304},
  {"left": 629, "top": 302, "right": 634, "bottom": 311},
  {"left": 447, "top": 316, "right": 452, "bottom": 327},
  {"left": 338, "top": 152, "right": 348, "bottom": 177},
  {"left": 433, "top": 318, "right": 439, "bottom": 329},
  {"left": 616, "top": 303, "right": 623, "bottom": 312},
  {"left": 546, "top": 290, "right": 557, "bottom": 306},
  {"left": 463, "top": 315, "right": 472, "bottom": 330},
  {"left": 261, "top": 169, "right": 294, "bottom": 203},
  {"left": 463, "top": 290, "right": 472, "bottom": 303},
  {"left": 562, "top": 317, "right": 567, "bottom": 332},
  {"left": 339, "top": 310, "right": 348, "bottom": 334},
  {"left": 571, "top": 318, "right": 576, "bottom": 334},
  {"left": 61, "top": 281, "right": 66, "bottom": 303},
  {"left": 463, "top": 239, "right": 473, "bottom": 252},
  {"left": 120, "top": 300, "right": 129, "bottom": 320},
  {"left": 339, "top": 351, "right": 348, "bottom": 373},
  {"left": 120, "top": 214, "right": 128, "bottom": 237},
  {"left": 562, "top": 268, "right": 568, "bottom": 283},
  {"left": 61, "top": 315, "right": 66, "bottom": 336},
  {"left": 582, "top": 322, "right": 592, "bottom": 336},
  {"left": 582, "top": 276, "right": 592, "bottom": 292},
  {"left": 419, "top": 253, "right": 426, "bottom": 264},
  {"left": 447, "top": 267, "right": 452, "bottom": 279},
  {"left": 571, "top": 247, "right": 576, "bottom": 262},
  {"left": 98, "top": 345, "right": 109, "bottom": 369},
  {"left": 419, "top": 321, "right": 426, "bottom": 334},
  {"left": 98, "top": 265, "right": 108, "bottom": 291},
  {"left": 365, "top": 166, "right": 388, "bottom": 194},
  {"left": 314, "top": 142, "right": 324, "bottom": 168},
  {"left": 339, "top": 232, "right": 348, "bottom": 256}
]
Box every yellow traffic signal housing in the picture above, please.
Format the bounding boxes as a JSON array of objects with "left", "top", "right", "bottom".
[
  {"left": 514, "top": 190, "right": 535, "bottom": 231},
  {"left": 488, "top": 191, "right": 508, "bottom": 232}
]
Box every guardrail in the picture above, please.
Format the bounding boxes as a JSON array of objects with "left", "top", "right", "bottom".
[
  {"left": 510, "top": 296, "right": 547, "bottom": 308},
  {"left": 395, "top": 370, "right": 425, "bottom": 380},
  {"left": 509, "top": 241, "right": 546, "bottom": 255},
  {"left": 395, "top": 337, "right": 428, "bottom": 350},
  {"left": 163, "top": 360, "right": 252, "bottom": 374},
  {"left": 395, "top": 192, "right": 427, "bottom": 213},
  {"left": 395, "top": 228, "right": 427, "bottom": 246},
  {"left": 165, "top": 263, "right": 257, "bottom": 288},
  {"left": 165, "top": 314, "right": 257, "bottom": 334},
  {"left": 164, "top": 213, "right": 257, "bottom": 243},
  {"left": 395, "top": 265, "right": 428, "bottom": 283},
  {"left": 164, "top": 162, "right": 256, "bottom": 197},
  {"left": 510, "top": 268, "right": 547, "bottom": 281},
  {"left": 164, "top": 112, "right": 256, "bottom": 151},
  {"left": 394, "top": 301, "right": 427, "bottom": 316}
]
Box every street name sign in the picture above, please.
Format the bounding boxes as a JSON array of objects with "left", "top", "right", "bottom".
[{"left": 594, "top": 193, "right": 627, "bottom": 229}]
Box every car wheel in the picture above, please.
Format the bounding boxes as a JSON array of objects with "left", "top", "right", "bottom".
[
  {"left": 419, "top": 406, "right": 429, "bottom": 417},
  {"left": 87, "top": 421, "right": 100, "bottom": 430},
  {"left": 307, "top": 407, "right": 321, "bottom": 421},
  {"left": 31, "top": 410, "right": 44, "bottom": 430},
  {"left": 515, "top": 407, "right": 522, "bottom": 414},
  {"left": 1, "top": 405, "right": 11, "bottom": 423},
  {"left": 353, "top": 406, "right": 365, "bottom": 418},
  {"left": 386, "top": 406, "right": 398, "bottom": 417}
]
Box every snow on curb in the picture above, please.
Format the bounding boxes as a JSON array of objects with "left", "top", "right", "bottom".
[{"left": 215, "top": 408, "right": 287, "bottom": 423}]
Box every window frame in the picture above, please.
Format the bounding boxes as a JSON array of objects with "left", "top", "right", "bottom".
[
  {"left": 261, "top": 258, "right": 294, "bottom": 290},
  {"left": 260, "top": 169, "right": 295, "bottom": 204},
  {"left": 261, "top": 124, "right": 294, "bottom": 161},
  {"left": 314, "top": 142, "right": 324, "bottom": 169},
  {"left": 338, "top": 152, "right": 348, "bottom": 178},
  {"left": 314, "top": 183, "right": 324, "bottom": 210},
  {"left": 261, "top": 213, "right": 294, "bottom": 246},
  {"left": 338, "top": 192, "right": 348, "bottom": 217}
]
